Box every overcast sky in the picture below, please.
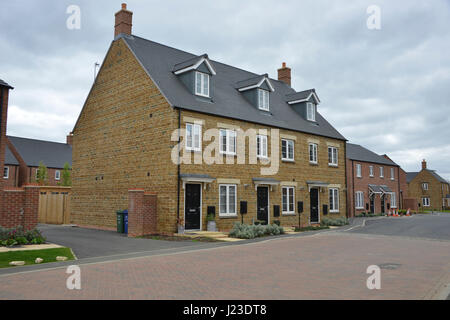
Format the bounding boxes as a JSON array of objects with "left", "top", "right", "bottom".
[{"left": 1, "top": 0, "right": 449, "bottom": 178}]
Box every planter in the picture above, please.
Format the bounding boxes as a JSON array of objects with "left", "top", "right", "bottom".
[{"left": 207, "top": 221, "right": 217, "bottom": 232}]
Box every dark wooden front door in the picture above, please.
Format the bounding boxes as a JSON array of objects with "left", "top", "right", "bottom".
[
  {"left": 310, "top": 188, "right": 319, "bottom": 223},
  {"left": 370, "top": 195, "right": 375, "bottom": 214},
  {"left": 257, "top": 186, "right": 269, "bottom": 224},
  {"left": 185, "top": 184, "right": 201, "bottom": 230},
  {"left": 380, "top": 195, "right": 385, "bottom": 213}
]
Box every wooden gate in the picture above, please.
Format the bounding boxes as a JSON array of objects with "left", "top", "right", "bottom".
[{"left": 38, "top": 186, "right": 71, "bottom": 224}]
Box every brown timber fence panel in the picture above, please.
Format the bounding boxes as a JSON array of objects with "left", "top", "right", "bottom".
[{"left": 38, "top": 187, "right": 71, "bottom": 224}]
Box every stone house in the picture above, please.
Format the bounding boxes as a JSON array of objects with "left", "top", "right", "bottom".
[
  {"left": 71, "top": 4, "right": 348, "bottom": 234},
  {"left": 346, "top": 143, "right": 405, "bottom": 217},
  {"left": 407, "top": 159, "right": 450, "bottom": 211}
]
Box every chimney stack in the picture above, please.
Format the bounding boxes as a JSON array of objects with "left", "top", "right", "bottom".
[
  {"left": 277, "top": 62, "right": 291, "bottom": 86},
  {"left": 114, "top": 3, "right": 133, "bottom": 38},
  {"left": 421, "top": 159, "right": 427, "bottom": 170},
  {"left": 66, "top": 133, "right": 73, "bottom": 146}
]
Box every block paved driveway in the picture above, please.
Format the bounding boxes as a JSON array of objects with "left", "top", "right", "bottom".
[{"left": 1, "top": 214, "right": 450, "bottom": 299}]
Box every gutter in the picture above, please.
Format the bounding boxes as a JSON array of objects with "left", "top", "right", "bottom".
[
  {"left": 351, "top": 159, "right": 355, "bottom": 217},
  {"left": 176, "top": 107, "right": 181, "bottom": 228}
]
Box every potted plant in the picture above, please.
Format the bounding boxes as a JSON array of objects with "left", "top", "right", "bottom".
[{"left": 206, "top": 213, "right": 217, "bottom": 232}]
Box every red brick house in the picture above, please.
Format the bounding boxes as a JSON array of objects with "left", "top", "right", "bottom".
[
  {"left": 4, "top": 135, "right": 72, "bottom": 187},
  {"left": 346, "top": 143, "right": 406, "bottom": 217}
]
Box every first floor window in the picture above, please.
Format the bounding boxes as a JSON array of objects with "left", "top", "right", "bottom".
[
  {"left": 390, "top": 167, "right": 395, "bottom": 180},
  {"left": 258, "top": 89, "right": 270, "bottom": 111},
  {"left": 257, "top": 135, "right": 268, "bottom": 158},
  {"left": 328, "top": 147, "right": 338, "bottom": 166},
  {"left": 329, "top": 188, "right": 339, "bottom": 212},
  {"left": 282, "top": 187, "right": 295, "bottom": 214},
  {"left": 391, "top": 192, "right": 397, "bottom": 208},
  {"left": 219, "top": 184, "right": 236, "bottom": 216},
  {"left": 369, "top": 166, "right": 374, "bottom": 177},
  {"left": 3, "top": 167, "right": 9, "bottom": 179},
  {"left": 422, "top": 183, "right": 429, "bottom": 190},
  {"left": 422, "top": 197, "right": 430, "bottom": 207},
  {"left": 356, "top": 163, "right": 362, "bottom": 177},
  {"left": 380, "top": 166, "right": 384, "bottom": 178},
  {"left": 195, "top": 71, "right": 210, "bottom": 97},
  {"left": 281, "top": 139, "right": 294, "bottom": 161},
  {"left": 219, "top": 129, "right": 236, "bottom": 155},
  {"left": 309, "top": 143, "right": 318, "bottom": 163},
  {"left": 355, "top": 191, "right": 364, "bottom": 209},
  {"left": 55, "top": 170, "right": 61, "bottom": 181},
  {"left": 306, "top": 102, "right": 315, "bottom": 121},
  {"left": 186, "top": 123, "right": 201, "bottom": 151}
]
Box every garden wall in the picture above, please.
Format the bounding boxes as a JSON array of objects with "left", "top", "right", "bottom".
[
  {"left": 0, "top": 185, "right": 40, "bottom": 230},
  {"left": 128, "top": 189, "right": 157, "bottom": 237}
]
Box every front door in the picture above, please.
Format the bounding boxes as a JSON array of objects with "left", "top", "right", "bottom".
[
  {"left": 185, "top": 184, "right": 201, "bottom": 230},
  {"left": 370, "top": 195, "right": 375, "bottom": 214},
  {"left": 310, "top": 188, "right": 319, "bottom": 223},
  {"left": 380, "top": 194, "right": 385, "bottom": 213},
  {"left": 257, "top": 186, "right": 269, "bottom": 224}
]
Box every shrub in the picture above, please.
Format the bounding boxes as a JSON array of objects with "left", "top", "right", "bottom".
[
  {"left": 0, "top": 226, "right": 46, "bottom": 246},
  {"left": 295, "top": 225, "right": 329, "bottom": 232},
  {"left": 228, "top": 222, "right": 285, "bottom": 239},
  {"left": 321, "top": 217, "right": 349, "bottom": 227}
]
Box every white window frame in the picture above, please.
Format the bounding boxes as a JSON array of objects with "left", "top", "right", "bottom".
[
  {"left": 391, "top": 192, "right": 397, "bottom": 208},
  {"left": 390, "top": 168, "right": 395, "bottom": 180},
  {"left": 55, "top": 170, "right": 61, "bottom": 181},
  {"left": 282, "top": 186, "right": 295, "bottom": 214},
  {"left": 356, "top": 164, "right": 362, "bottom": 178},
  {"left": 3, "top": 167, "right": 9, "bottom": 179},
  {"left": 281, "top": 139, "right": 294, "bottom": 161},
  {"left": 219, "top": 184, "right": 237, "bottom": 216},
  {"left": 369, "top": 166, "right": 374, "bottom": 177},
  {"left": 219, "top": 129, "right": 236, "bottom": 155},
  {"left": 355, "top": 191, "right": 364, "bottom": 209},
  {"left": 257, "top": 134, "right": 268, "bottom": 159},
  {"left": 422, "top": 197, "right": 430, "bottom": 207},
  {"left": 328, "top": 146, "right": 338, "bottom": 166},
  {"left": 185, "top": 123, "right": 202, "bottom": 152},
  {"left": 258, "top": 89, "right": 270, "bottom": 111},
  {"left": 329, "top": 188, "right": 339, "bottom": 212},
  {"left": 195, "top": 71, "right": 210, "bottom": 97},
  {"left": 422, "top": 183, "right": 429, "bottom": 191},
  {"left": 306, "top": 102, "right": 316, "bottom": 121},
  {"left": 380, "top": 166, "right": 384, "bottom": 178},
  {"left": 309, "top": 143, "right": 318, "bottom": 164}
]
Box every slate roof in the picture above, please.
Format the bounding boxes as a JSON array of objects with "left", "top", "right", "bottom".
[
  {"left": 0, "top": 79, "right": 13, "bottom": 89},
  {"left": 427, "top": 170, "right": 448, "bottom": 184},
  {"left": 285, "top": 89, "right": 319, "bottom": 103},
  {"left": 346, "top": 143, "right": 398, "bottom": 166},
  {"left": 7, "top": 136, "right": 72, "bottom": 168},
  {"left": 4, "top": 144, "right": 19, "bottom": 165},
  {"left": 235, "top": 74, "right": 269, "bottom": 90},
  {"left": 172, "top": 54, "right": 208, "bottom": 73},
  {"left": 120, "top": 34, "right": 346, "bottom": 141},
  {"left": 406, "top": 172, "right": 419, "bottom": 183}
]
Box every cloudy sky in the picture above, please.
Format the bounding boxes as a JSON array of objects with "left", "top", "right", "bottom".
[{"left": 1, "top": 0, "right": 449, "bottom": 178}]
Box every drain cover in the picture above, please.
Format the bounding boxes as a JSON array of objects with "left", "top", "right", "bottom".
[{"left": 378, "top": 263, "right": 401, "bottom": 270}]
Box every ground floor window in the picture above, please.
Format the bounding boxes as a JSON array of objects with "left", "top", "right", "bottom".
[
  {"left": 219, "top": 184, "right": 236, "bottom": 216},
  {"left": 390, "top": 192, "right": 397, "bottom": 208},
  {"left": 329, "top": 188, "right": 339, "bottom": 212},
  {"left": 355, "top": 191, "right": 364, "bottom": 209},
  {"left": 282, "top": 186, "right": 295, "bottom": 214},
  {"left": 422, "top": 197, "right": 430, "bottom": 207}
]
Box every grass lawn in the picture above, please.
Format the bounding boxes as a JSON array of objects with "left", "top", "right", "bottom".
[{"left": 0, "top": 247, "right": 75, "bottom": 268}]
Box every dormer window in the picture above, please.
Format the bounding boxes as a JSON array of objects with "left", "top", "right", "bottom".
[
  {"left": 258, "top": 89, "right": 270, "bottom": 111},
  {"left": 195, "top": 71, "right": 210, "bottom": 97},
  {"left": 306, "top": 102, "right": 315, "bottom": 121}
]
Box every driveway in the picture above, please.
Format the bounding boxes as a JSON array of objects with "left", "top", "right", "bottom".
[
  {"left": 38, "top": 224, "right": 218, "bottom": 259},
  {"left": 347, "top": 212, "right": 450, "bottom": 241}
]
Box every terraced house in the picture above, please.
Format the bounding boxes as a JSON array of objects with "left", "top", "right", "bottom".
[
  {"left": 71, "top": 4, "right": 347, "bottom": 234},
  {"left": 407, "top": 159, "right": 450, "bottom": 211}
]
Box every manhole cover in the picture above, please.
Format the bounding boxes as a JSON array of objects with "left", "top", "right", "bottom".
[{"left": 378, "top": 263, "right": 401, "bottom": 270}]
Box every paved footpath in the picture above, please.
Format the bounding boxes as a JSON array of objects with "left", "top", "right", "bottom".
[{"left": 1, "top": 231, "right": 450, "bottom": 299}]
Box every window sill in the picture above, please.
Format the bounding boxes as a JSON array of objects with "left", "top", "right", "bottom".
[
  {"left": 282, "top": 159, "right": 295, "bottom": 163},
  {"left": 218, "top": 215, "right": 238, "bottom": 219},
  {"left": 282, "top": 212, "right": 296, "bottom": 216},
  {"left": 329, "top": 211, "right": 340, "bottom": 214},
  {"left": 355, "top": 207, "right": 364, "bottom": 210},
  {"left": 328, "top": 164, "right": 338, "bottom": 167},
  {"left": 309, "top": 162, "right": 318, "bottom": 166},
  {"left": 186, "top": 149, "right": 202, "bottom": 153}
]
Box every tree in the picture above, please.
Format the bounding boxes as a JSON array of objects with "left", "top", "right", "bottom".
[
  {"left": 35, "top": 161, "right": 48, "bottom": 185},
  {"left": 60, "top": 162, "right": 72, "bottom": 186}
]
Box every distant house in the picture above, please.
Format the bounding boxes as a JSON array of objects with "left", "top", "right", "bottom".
[
  {"left": 4, "top": 135, "right": 72, "bottom": 187},
  {"left": 407, "top": 160, "right": 450, "bottom": 211},
  {"left": 346, "top": 143, "right": 406, "bottom": 217}
]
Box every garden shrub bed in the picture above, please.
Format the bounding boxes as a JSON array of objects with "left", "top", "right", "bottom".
[
  {"left": 294, "top": 225, "right": 329, "bottom": 232},
  {"left": 321, "top": 217, "right": 349, "bottom": 226},
  {"left": 0, "top": 226, "right": 46, "bottom": 247},
  {"left": 228, "top": 222, "right": 285, "bottom": 239}
]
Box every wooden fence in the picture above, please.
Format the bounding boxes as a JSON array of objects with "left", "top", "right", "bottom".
[{"left": 38, "top": 186, "right": 71, "bottom": 224}]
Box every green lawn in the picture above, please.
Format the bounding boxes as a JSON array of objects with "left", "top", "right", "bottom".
[{"left": 0, "top": 247, "right": 75, "bottom": 268}]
